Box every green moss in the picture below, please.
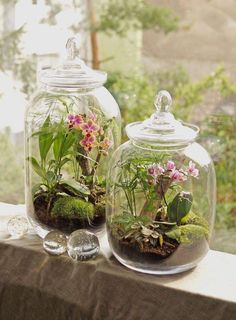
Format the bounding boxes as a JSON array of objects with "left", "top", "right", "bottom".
[
  {"left": 166, "top": 212, "right": 210, "bottom": 244},
  {"left": 166, "top": 224, "right": 209, "bottom": 244},
  {"left": 51, "top": 197, "right": 95, "bottom": 219},
  {"left": 181, "top": 211, "right": 209, "bottom": 230},
  {"left": 179, "top": 224, "right": 209, "bottom": 243}
]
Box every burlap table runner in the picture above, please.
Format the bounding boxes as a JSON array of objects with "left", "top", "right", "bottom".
[{"left": 0, "top": 231, "right": 235, "bottom": 320}]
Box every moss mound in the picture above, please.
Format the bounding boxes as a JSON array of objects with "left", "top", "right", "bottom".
[
  {"left": 52, "top": 197, "right": 95, "bottom": 219},
  {"left": 181, "top": 211, "right": 209, "bottom": 231}
]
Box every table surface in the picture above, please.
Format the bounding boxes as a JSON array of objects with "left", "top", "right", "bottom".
[{"left": 0, "top": 203, "right": 235, "bottom": 320}]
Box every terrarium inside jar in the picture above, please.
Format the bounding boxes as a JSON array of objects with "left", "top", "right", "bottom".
[
  {"left": 106, "top": 90, "right": 216, "bottom": 275},
  {"left": 25, "top": 38, "right": 121, "bottom": 238}
]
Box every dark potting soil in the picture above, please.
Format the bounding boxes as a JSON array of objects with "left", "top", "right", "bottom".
[
  {"left": 108, "top": 232, "right": 209, "bottom": 267},
  {"left": 34, "top": 194, "right": 105, "bottom": 234}
]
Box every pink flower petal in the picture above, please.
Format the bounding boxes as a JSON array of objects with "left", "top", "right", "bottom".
[
  {"left": 166, "top": 160, "right": 175, "bottom": 171},
  {"left": 171, "top": 170, "right": 187, "bottom": 182}
]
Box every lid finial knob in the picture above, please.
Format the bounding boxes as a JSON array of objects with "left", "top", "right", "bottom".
[
  {"left": 66, "top": 37, "right": 79, "bottom": 60},
  {"left": 154, "top": 90, "right": 172, "bottom": 113}
]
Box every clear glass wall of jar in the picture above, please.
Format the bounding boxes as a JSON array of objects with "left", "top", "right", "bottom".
[
  {"left": 25, "top": 38, "right": 121, "bottom": 238},
  {"left": 106, "top": 90, "right": 215, "bottom": 275}
]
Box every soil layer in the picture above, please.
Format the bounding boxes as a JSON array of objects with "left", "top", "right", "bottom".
[{"left": 108, "top": 232, "right": 209, "bottom": 267}]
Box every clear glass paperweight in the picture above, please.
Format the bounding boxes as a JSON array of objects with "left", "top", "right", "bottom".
[
  {"left": 25, "top": 38, "right": 121, "bottom": 238},
  {"left": 106, "top": 90, "right": 216, "bottom": 275}
]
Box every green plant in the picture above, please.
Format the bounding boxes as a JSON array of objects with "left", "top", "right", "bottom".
[
  {"left": 95, "top": 0, "right": 178, "bottom": 37},
  {"left": 28, "top": 97, "right": 115, "bottom": 228},
  {"left": 29, "top": 103, "right": 113, "bottom": 184},
  {"left": 28, "top": 116, "right": 77, "bottom": 194},
  {"left": 110, "top": 156, "right": 209, "bottom": 249}
]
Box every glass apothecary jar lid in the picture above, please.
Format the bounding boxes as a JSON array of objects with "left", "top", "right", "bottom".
[
  {"left": 126, "top": 90, "right": 199, "bottom": 146},
  {"left": 39, "top": 37, "right": 107, "bottom": 89}
]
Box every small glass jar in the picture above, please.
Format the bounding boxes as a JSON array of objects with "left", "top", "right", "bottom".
[
  {"left": 25, "top": 38, "right": 121, "bottom": 238},
  {"left": 106, "top": 90, "right": 216, "bottom": 275}
]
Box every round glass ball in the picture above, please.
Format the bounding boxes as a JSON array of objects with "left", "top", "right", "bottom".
[
  {"left": 67, "top": 229, "right": 100, "bottom": 261},
  {"left": 43, "top": 230, "right": 68, "bottom": 256},
  {"left": 7, "top": 216, "right": 29, "bottom": 238}
]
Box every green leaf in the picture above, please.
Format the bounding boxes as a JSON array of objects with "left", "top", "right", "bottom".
[
  {"left": 59, "top": 185, "right": 80, "bottom": 197},
  {"left": 48, "top": 159, "right": 56, "bottom": 169},
  {"left": 39, "top": 116, "right": 54, "bottom": 161},
  {"left": 53, "top": 130, "right": 76, "bottom": 161},
  {"left": 60, "top": 179, "right": 90, "bottom": 196},
  {"left": 167, "top": 191, "right": 193, "bottom": 224},
  {"left": 159, "top": 234, "right": 164, "bottom": 247},
  {"left": 46, "top": 171, "right": 57, "bottom": 183},
  {"left": 60, "top": 157, "right": 71, "bottom": 167},
  {"left": 53, "top": 130, "right": 64, "bottom": 161},
  {"left": 27, "top": 157, "right": 45, "bottom": 179},
  {"left": 61, "top": 131, "right": 76, "bottom": 156}
]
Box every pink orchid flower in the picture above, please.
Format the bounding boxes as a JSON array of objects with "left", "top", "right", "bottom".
[
  {"left": 166, "top": 160, "right": 175, "bottom": 171},
  {"left": 81, "top": 120, "right": 99, "bottom": 135},
  {"left": 147, "top": 165, "right": 156, "bottom": 176},
  {"left": 74, "top": 115, "right": 84, "bottom": 126},
  {"left": 68, "top": 114, "right": 75, "bottom": 122},
  {"left": 188, "top": 161, "right": 199, "bottom": 178},
  {"left": 147, "top": 164, "right": 165, "bottom": 177},
  {"left": 171, "top": 170, "right": 187, "bottom": 182},
  {"left": 157, "top": 165, "right": 165, "bottom": 175},
  {"left": 80, "top": 134, "right": 97, "bottom": 152},
  {"left": 67, "top": 114, "right": 84, "bottom": 129},
  {"left": 68, "top": 114, "right": 75, "bottom": 128}
]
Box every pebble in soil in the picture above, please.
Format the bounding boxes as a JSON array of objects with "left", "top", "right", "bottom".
[
  {"left": 67, "top": 229, "right": 100, "bottom": 261},
  {"left": 7, "top": 216, "right": 29, "bottom": 238},
  {"left": 43, "top": 230, "right": 68, "bottom": 256}
]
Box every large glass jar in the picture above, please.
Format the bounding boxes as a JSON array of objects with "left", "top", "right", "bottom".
[
  {"left": 25, "top": 38, "right": 121, "bottom": 238},
  {"left": 106, "top": 90, "right": 215, "bottom": 275}
]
